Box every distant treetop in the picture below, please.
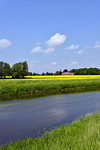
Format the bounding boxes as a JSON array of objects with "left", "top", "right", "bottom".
[{"left": 63, "top": 69, "right": 68, "bottom": 72}]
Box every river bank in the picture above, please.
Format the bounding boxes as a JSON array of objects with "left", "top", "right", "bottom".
[
  {"left": 0, "top": 79, "right": 100, "bottom": 101},
  {"left": 0, "top": 91, "right": 100, "bottom": 146},
  {"left": 0, "top": 112, "right": 100, "bottom": 149}
]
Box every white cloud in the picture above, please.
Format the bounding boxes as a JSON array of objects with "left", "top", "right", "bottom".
[
  {"left": 52, "top": 62, "right": 57, "bottom": 65},
  {"left": 94, "top": 41, "right": 100, "bottom": 48},
  {"left": 0, "top": 39, "right": 12, "bottom": 49},
  {"left": 46, "top": 33, "right": 66, "bottom": 48},
  {"left": 30, "top": 46, "right": 44, "bottom": 53},
  {"left": 44, "top": 48, "right": 55, "bottom": 53},
  {"left": 78, "top": 49, "right": 84, "bottom": 54},
  {"left": 65, "top": 44, "right": 79, "bottom": 50},
  {"left": 31, "top": 33, "right": 66, "bottom": 54},
  {"left": 70, "top": 61, "right": 79, "bottom": 65}
]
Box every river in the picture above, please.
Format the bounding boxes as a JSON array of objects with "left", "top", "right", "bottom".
[{"left": 0, "top": 91, "right": 100, "bottom": 145}]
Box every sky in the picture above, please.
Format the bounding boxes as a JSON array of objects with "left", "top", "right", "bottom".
[{"left": 0, "top": 0, "right": 100, "bottom": 73}]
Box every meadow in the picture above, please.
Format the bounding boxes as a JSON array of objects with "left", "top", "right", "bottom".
[
  {"left": 1, "top": 112, "right": 100, "bottom": 150},
  {"left": 0, "top": 75, "right": 100, "bottom": 101}
]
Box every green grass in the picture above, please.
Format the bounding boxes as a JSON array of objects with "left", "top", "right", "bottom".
[
  {"left": 1, "top": 112, "right": 100, "bottom": 150},
  {"left": 0, "top": 79, "right": 100, "bottom": 101}
]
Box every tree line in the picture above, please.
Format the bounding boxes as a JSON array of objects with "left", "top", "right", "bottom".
[
  {"left": 0, "top": 61, "right": 100, "bottom": 78},
  {"left": 30, "top": 68, "right": 100, "bottom": 76},
  {"left": 69, "top": 68, "right": 100, "bottom": 75},
  {"left": 0, "top": 61, "right": 28, "bottom": 78}
]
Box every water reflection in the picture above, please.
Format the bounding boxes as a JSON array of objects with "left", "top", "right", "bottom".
[{"left": 0, "top": 91, "right": 100, "bottom": 145}]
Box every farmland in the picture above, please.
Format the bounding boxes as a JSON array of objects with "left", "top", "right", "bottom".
[
  {"left": 0, "top": 75, "right": 100, "bottom": 101},
  {"left": 2, "top": 74, "right": 100, "bottom": 80},
  {"left": 25, "top": 75, "right": 100, "bottom": 80}
]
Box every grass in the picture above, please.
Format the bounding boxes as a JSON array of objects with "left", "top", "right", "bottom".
[
  {"left": 0, "top": 77, "right": 100, "bottom": 101},
  {"left": 1, "top": 112, "right": 100, "bottom": 150}
]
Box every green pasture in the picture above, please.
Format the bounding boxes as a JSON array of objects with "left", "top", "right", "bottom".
[{"left": 0, "top": 79, "right": 100, "bottom": 101}]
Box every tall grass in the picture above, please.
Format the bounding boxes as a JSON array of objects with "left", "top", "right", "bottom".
[
  {"left": 1, "top": 112, "right": 100, "bottom": 150},
  {"left": 0, "top": 78, "right": 100, "bottom": 101}
]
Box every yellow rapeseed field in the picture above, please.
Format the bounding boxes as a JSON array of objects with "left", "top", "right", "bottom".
[
  {"left": 3, "top": 75, "right": 100, "bottom": 80},
  {"left": 24, "top": 75, "right": 100, "bottom": 80}
]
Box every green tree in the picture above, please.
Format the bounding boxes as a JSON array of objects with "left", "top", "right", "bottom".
[
  {"left": 3, "top": 62, "right": 11, "bottom": 78},
  {"left": 69, "top": 69, "right": 76, "bottom": 73},
  {"left": 59, "top": 70, "right": 62, "bottom": 75},
  {"left": 54, "top": 71, "right": 60, "bottom": 75},
  {"left": 42, "top": 72, "right": 45, "bottom": 75},
  {"left": 46, "top": 72, "right": 49, "bottom": 75},
  {"left": 62, "top": 69, "right": 68, "bottom": 73},
  {"left": 28, "top": 72, "right": 32, "bottom": 76},
  {"left": 0, "top": 61, "right": 3, "bottom": 78},
  {"left": 12, "top": 62, "right": 23, "bottom": 78},
  {"left": 22, "top": 61, "right": 28, "bottom": 78}
]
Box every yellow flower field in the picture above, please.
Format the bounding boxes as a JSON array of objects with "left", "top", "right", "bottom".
[
  {"left": 2, "top": 75, "right": 100, "bottom": 80},
  {"left": 24, "top": 75, "right": 100, "bottom": 80}
]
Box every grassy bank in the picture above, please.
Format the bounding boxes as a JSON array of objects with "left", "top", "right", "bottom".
[
  {"left": 1, "top": 112, "right": 100, "bottom": 150},
  {"left": 0, "top": 78, "right": 100, "bottom": 101}
]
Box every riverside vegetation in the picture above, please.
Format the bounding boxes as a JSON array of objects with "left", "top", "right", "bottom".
[
  {"left": 1, "top": 76, "right": 100, "bottom": 149},
  {"left": 0, "top": 112, "right": 100, "bottom": 150},
  {"left": 0, "top": 75, "right": 100, "bottom": 101}
]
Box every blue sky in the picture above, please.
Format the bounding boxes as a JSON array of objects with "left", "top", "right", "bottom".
[{"left": 0, "top": 0, "right": 100, "bottom": 73}]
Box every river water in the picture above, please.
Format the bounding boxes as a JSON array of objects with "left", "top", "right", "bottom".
[{"left": 0, "top": 91, "right": 100, "bottom": 145}]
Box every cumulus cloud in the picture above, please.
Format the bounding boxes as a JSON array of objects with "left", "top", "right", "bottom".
[
  {"left": 70, "top": 61, "right": 79, "bottom": 65},
  {"left": 52, "top": 62, "right": 57, "bottom": 65},
  {"left": 46, "top": 33, "right": 66, "bottom": 48},
  {"left": 44, "top": 48, "right": 55, "bottom": 53},
  {"left": 65, "top": 45, "right": 79, "bottom": 50},
  {"left": 78, "top": 49, "right": 84, "bottom": 54},
  {"left": 0, "top": 39, "right": 12, "bottom": 49},
  {"left": 30, "top": 46, "right": 44, "bottom": 53},
  {"left": 31, "top": 33, "right": 66, "bottom": 54}
]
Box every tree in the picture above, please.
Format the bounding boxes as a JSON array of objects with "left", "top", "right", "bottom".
[
  {"left": 12, "top": 62, "right": 23, "bottom": 78},
  {"left": 33, "top": 72, "right": 37, "bottom": 76},
  {"left": 59, "top": 70, "right": 62, "bottom": 75},
  {"left": 46, "top": 72, "right": 49, "bottom": 75},
  {"left": 63, "top": 69, "right": 68, "bottom": 72},
  {"left": 69, "top": 69, "right": 76, "bottom": 73},
  {"left": 54, "top": 71, "right": 60, "bottom": 75},
  {"left": 42, "top": 72, "right": 45, "bottom": 75},
  {"left": 22, "top": 61, "right": 28, "bottom": 78},
  {"left": 11, "top": 61, "right": 28, "bottom": 78},
  {"left": 3, "top": 63, "right": 11, "bottom": 78},
  {"left": 28, "top": 72, "right": 32, "bottom": 76},
  {"left": 0, "top": 61, "right": 3, "bottom": 78}
]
